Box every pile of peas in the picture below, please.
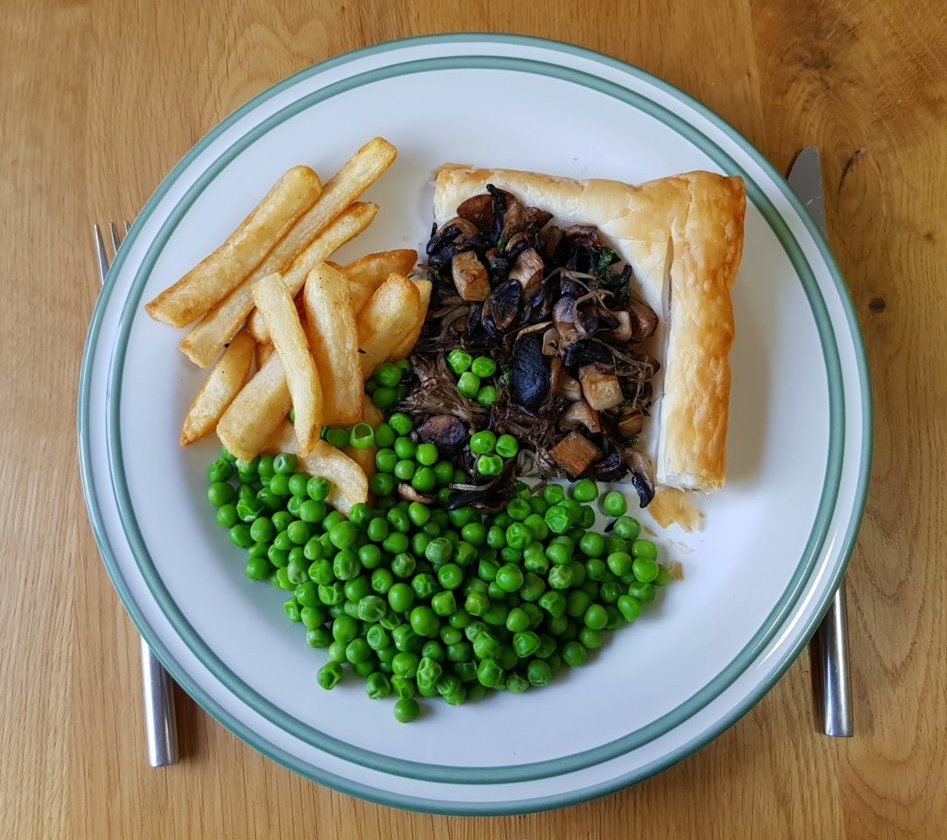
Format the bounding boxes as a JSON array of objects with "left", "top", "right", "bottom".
[
  {"left": 206, "top": 421, "right": 670, "bottom": 723},
  {"left": 446, "top": 349, "right": 498, "bottom": 408}
]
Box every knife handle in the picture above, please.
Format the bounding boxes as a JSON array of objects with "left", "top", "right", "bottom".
[{"left": 812, "top": 584, "right": 854, "bottom": 736}]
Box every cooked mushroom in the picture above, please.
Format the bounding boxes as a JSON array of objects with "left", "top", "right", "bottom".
[
  {"left": 624, "top": 447, "right": 656, "bottom": 507},
  {"left": 426, "top": 216, "right": 480, "bottom": 254},
  {"left": 397, "top": 483, "right": 437, "bottom": 505},
  {"left": 579, "top": 364, "right": 624, "bottom": 410},
  {"left": 540, "top": 224, "right": 564, "bottom": 261},
  {"left": 508, "top": 247, "right": 544, "bottom": 297},
  {"left": 618, "top": 411, "right": 645, "bottom": 438},
  {"left": 541, "top": 327, "right": 559, "bottom": 356},
  {"left": 550, "top": 356, "right": 582, "bottom": 401},
  {"left": 483, "top": 247, "right": 509, "bottom": 281},
  {"left": 562, "top": 340, "right": 612, "bottom": 370},
  {"left": 510, "top": 333, "right": 549, "bottom": 410},
  {"left": 553, "top": 295, "right": 579, "bottom": 344},
  {"left": 574, "top": 294, "right": 620, "bottom": 336},
  {"left": 456, "top": 193, "right": 495, "bottom": 233},
  {"left": 526, "top": 207, "right": 553, "bottom": 229},
  {"left": 627, "top": 297, "right": 659, "bottom": 342},
  {"left": 559, "top": 400, "right": 601, "bottom": 434},
  {"left": 550, "top": 431, "right": 602, "bottom": 477},
  {"left": 482, "top": 279, "right": 522, "bottom": 331},
  {"left": 415, "top": 414, "right": 469, "bottom": 455},
  {"left": 451, "top": 250, "right": 491, "bottom": 301}
]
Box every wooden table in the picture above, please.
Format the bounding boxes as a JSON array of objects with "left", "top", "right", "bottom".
[{"left": 3, "top": 0, "right": 945, "bottom": 837}]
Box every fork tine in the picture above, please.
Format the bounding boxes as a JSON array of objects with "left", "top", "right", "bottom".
[
  {"left": 124, "top": 219, "right": 132, "bottom": 234},
  {"left": 94, "top": 223, "right": 110, "bottom": 280},
  {"left": 110, "top": 221, "right": 122, "bottom": 251}
]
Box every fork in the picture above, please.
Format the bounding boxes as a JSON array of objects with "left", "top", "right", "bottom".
[{"left": 94, "top": 221, "right": 180, "bottom": 768}]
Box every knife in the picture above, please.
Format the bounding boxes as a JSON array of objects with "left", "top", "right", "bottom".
[{"left": 787, "top": 147, "right": 854, "bottom": 737}]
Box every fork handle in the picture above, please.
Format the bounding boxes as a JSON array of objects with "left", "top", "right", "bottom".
[
  {"left": 812, "top": 583, "right": 854, "bottom": 736},
  {"left": 140, "top": 637, "right": 179, "bottom": 766}
]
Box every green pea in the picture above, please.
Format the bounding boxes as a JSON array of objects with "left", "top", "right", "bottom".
[
  {"left": 527, "top": 659, "right": 552, "bottom": 687},
  {"left": 411, "top": 573, "right": 437, "bottom": 600},
  {"left": 207, "top": 459, "right": 233, "bottom": 483},
  {"left": 519, "top": 572, "right": 546, "bottom": 603},
  {"left": 268, "top": 473, "right": 290, "bottom": 496},
  {"left": 424, "top": 537, "right": 453, "bottom": 565},
  {"left": 475, "top": 454, "right": 503, "bottom": 477},
  {"left": 495, "top": 434, "right": 518, "bottom": 459},
  {"left": 244, "top": 557, "right": 270, "bottom": 580},
  {"left": 447, "top": 349, "right": 472, "bottom": 374},
  {"left": 373, "top": 362, "right": 402, "bottom": 388},
  {"left": 408, "top": 466, "right": 435, "bottom": 494},
  {"left": 476, "top": 385, "right": 497, "bottom": 407},
  {"left": 607, "top": 551, "right": 633, "bottom": 577},
  {"left": 571, "top": 478, "right": 598, "bottom": 502},
  {"left": 317, "top": 661, "right": 343, "bottom": 690},
  {"left": 494, "top": 563, "right": 524, "bottom": 594},
  {"left": 391, "top": 675, "right": 416, "bottom": 699},
  {"left": 372, "top": 386, "right": 398, "bottom": 408},
  {"left": 628, "top": 581, "right": 656, "bottom": 604},
  {"left": 306, "top": 626, "right": 332, "bottom": 648},
  {"left": 216, "top": 504, "right": 238, "bottom": 529},
  {"left": 387, "top": 412, "right": 413, "bottom": 436},
  {"left": 207, "top": 481, "right": 235, "bottom": 508},
  {"left": 470, "top": 430, "right": 496, "bottom": 454},
  {"left": 617, "top": 594, "right": 643, "bottom": 623},
  {"left": 388, "top": 583, "right": 415, "bottom": 613},
  {"left": 393, "top": 697, "right": 420, "bottom": 723},
  {"left": 539, "top": 590, "right": 567, "bottom": 619},
  {"left": 370, "top": 568, "right": 395, "bottom": 595},
  {"left": 228, "top": 524, "right": 253, "bottom": 548},
  {"left": 273, "top": 453, "right": 297, "bottom": 474},
  {"left": 602, "top": 491, "right": 628, "bottom": 517}
]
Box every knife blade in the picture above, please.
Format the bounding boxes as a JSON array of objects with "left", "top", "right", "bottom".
[{"left": 787, "top": 147, "right": 854, "bottom": 738}]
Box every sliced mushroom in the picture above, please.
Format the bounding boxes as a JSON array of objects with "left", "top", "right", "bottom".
[
  {"left": 482, "top": 279, "right": 522, "bottom": 331},
  {"left": 562, "top": 339, "right": 612, "bottom": 370},
  {"left": 483, "top": 247, "right": 509, "bottom": 281},
  {"left": 451, "top": 250, "right": 491, "bottom": 301},
  {"left": 602, "top": 310, "right": 633, "bottom": 342},
  {"left": 426, "top": 216, "right": 480, "bottom": 255},
  {"left": 627, "top": 297, "right": 659, "bottom": 342},
  {"left": 526, "top": 207, "right": 553, "bottom": 229},
  {"left": 575, "top": 295, "right": 620, "bottom": 336},
  {"left": 509, "top": 247, "right": 544, "bottom": 297},
  {"left": 579, "top": 363, "right": 624, "bottom": 410},
  {"left": 456, "top": 193, "right": 495, "bottom": 233},
  {"left": 550, "top": 356, "right": 583, "bottom": 401},
  {"left": 540, "top": 225, "right": 564, "bottom": 261},
  {"left": 553, "top": 295, "right": 580, "bottom": 345},
  {"left": 623, "top": 447, "right": 656, "bottom": 507},
  {"left": 510, "top": 332, "right": 549, "bottom": 410},
  {"left": 541, "top": 327, "right": 559, "bottom": 356},
  {"left": 560, "top": 400, "right": 601, "bottom": 434},
  {"left": 550, "top": 431, "right": 602, "bottom": 478},
  {"left": 397, "top": 483, "right": 436, "bottom": 505},
  {"left": 416, "top": 414, "right": 468, "bottom": 456}
]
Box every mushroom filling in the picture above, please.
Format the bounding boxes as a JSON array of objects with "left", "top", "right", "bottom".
[{"left": 403, "top": 184, "right": 659, "bottom": 508}]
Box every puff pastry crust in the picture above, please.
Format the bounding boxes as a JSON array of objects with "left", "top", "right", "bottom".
[{"left": 433, "top": 164, "right": 745, "bottom": 492}]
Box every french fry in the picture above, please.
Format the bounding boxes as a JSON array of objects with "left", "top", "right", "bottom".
[
  {"left": 344, "top": 249, "right": 418, "bottom": 314},
  {"left": 256, "top": 340, "right": 274, "bottom": 367},
  {"left": 261, "top": 422, "right": 368, "bottom": 516},
  {"left": 180, "top": 202, "right": 378, "bottom": 367},
  {"left": 361, "top": 394, "right": 384, "bottom": 427},
  {"left": 216, "top": 353, "right": 292, "bottom": 461},
  {"left": 357, "top": 274, "right": 421, "bottom": 378},
  {"left": 303, "top": 263, "right": 362, "bottom": 426},
  {"left": 387, "top": 278, "right": 432, "bottom": 361},
  {"left": 344, "top": 445, "right": 377, "bottom": 481},
  {"left": 146, "top": 166, "right": 322, "bottom": 327},
  {"left": 302, "top": 441, "right": 370, "bottom": 515},
  {"left": 179, "top": 330, "right": 255, "bottom": 446},
  {"left": 252, "top": 274, "right": 323, "bottom": 456}
]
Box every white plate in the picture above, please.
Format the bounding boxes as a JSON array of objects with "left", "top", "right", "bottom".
[{"left": 79, "top": 35, "right": 871, "bottom": 814}]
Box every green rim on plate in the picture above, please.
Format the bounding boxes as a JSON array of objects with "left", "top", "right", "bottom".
[{"left": 79, "top": 33, "right": 872, "bottom": 815}]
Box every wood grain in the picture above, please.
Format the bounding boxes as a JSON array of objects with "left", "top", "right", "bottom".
[{"left": 1, "top": 0, "right": 944, "bottom": 837}]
